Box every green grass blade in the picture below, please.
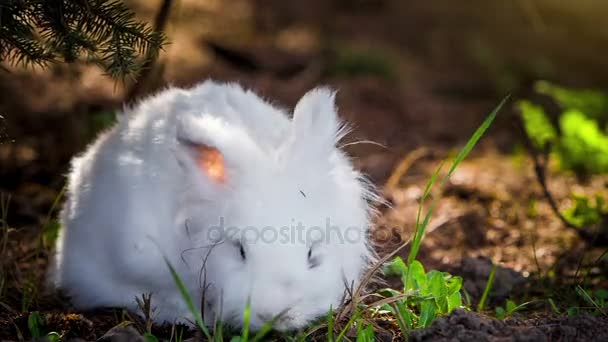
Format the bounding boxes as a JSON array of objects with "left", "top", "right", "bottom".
[
  {"left": 327, "top": 305, "right": 335, "bottom": 342},
  {"left": 394, "top": 301, "right": 413, "bottom": 332},
  {"left": 576, "top": 285, "right": 607, "bottom": 316},
  {"left": 41, "top": 185, "right": 66, "bottom": 248},
  {"left": 409, "top": 162, "right": 445, "bottom": 266},
  {"left": 442, "top": 95, "right": 509, "bottom": 183},
  {"left": 241, "top": 301, "right": 251, "bottom": 342},
  {"left": 250, "top": 312, "right": 282, "bottom": 342},
  {"left": 355, "top": 324, "right": 374, "bottom": 342},
  {"left": 547, "top": 298, "right": 560, "bottom": 314},
  {"left": 336, "top": 309, "right": 361, "bottom": 342},
  {"left": 163, "top": 257, "right": 212, "bottom": 339},
  {"left": 477, "top": 263, "right": 497, "bottom": 312},
  {"left": 407, "top": 95, "right": 509, "bottom": 265}
]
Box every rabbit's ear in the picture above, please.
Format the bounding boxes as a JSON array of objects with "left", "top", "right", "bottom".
[
  {"left": 175, "top": 115, "right": 252, "bottom": 185},
  {"left": 177, "top": 138, "right": 227, "bottom": 184},
  {"left": 292, "top": 88, "right": 349, "bottom": 152}
]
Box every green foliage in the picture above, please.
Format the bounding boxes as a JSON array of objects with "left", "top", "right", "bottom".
[
  {"left": 27, "top": 312, "right": 60, "bottom": 341},
  {"left": 558, "top": 110, "right": 608, "bottom": 174},
  {"left": 382, "top": 258, "right": 464, "bottom": 329},
  {"left": 28, "top": 311, "right": 43, "bottom": 338},
  {"left": 562, "top": 194, "right": 607, "bottom": 228},
  {"left": 535, "top": 81, "right": 608, "bottom": 120},
  {"left": 575, "top": 286, "right": 608, "bottom": 316},
  {"left": 517, "top": 100, "right": 557, "bottom": 149},
  {"left": 519, "top": 81, "right": 608, "bottom": 175},
  {"left": 355, "top": 323, "right": 375, "bottom": 342},
  {"left": 0, "top": 0, "right": 166, "bottom": 79},
  {"left": 143, "top": 332, "right": 159, "bottom": 342},
  {"left": 495, "top": 299, "right": 530, "bottom": 319},
  {"left": 376, "top": 97, "right": 506, "bottom": 330}
]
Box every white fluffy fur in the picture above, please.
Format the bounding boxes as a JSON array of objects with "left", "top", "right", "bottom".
[{"left": 51, "top": 80, "right": 375, "bottom": 331}]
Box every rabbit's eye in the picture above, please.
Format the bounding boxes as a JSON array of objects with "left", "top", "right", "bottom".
[
  {"left": 235, "top": 241, "right": 246, "bottom": 261},
  {"left": 307, "top": 247, "right": 320, "bottom": 269}
]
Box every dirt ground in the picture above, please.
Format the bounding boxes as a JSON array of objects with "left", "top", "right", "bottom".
[{"left": 1, "top": 0, "right": 608, "bottom": 340}]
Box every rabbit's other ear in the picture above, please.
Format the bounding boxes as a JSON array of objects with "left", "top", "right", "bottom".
[
  {"left": 289, "top": 87, "right": 350, "bottom": 162},
  {"left": 293, "top": 87, "right": 342, "bottom": 144}
]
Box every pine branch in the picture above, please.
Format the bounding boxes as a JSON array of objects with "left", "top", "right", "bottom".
[{"left": 0, "top": 0, "right": 166, "bottom": 79}]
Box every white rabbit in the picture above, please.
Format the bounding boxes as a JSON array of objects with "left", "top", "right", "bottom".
[{"left": 50, "top": 80, "right": 376, "bottom": 331}]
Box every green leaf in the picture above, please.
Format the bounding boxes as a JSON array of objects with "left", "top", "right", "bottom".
[
  {"left": 595, "top": 289, "right": 608, "bottom": 301},
  {"left": 144, "top": 332, "right": 159, "bottom": 342},
  {"left": 28, "top": 312, "right": 43, "bottom": 338},
  {"left": 46, "top": 332, "right": 60, "bottom": 342},
  {"left": 407, "top": 260, "right": 427, "bottom": 291},
  {"left": 428, "top": 272, "right": 447, "bottom": 297},
  {"left": 427, "top": 272, "right": 448, "bottom": 313},
  {"left": 446, "top": 276, "right": 463, "bottom": 296},
  {"left": 558, "top": 110, "right": 608, "bottom": 174},
  {"left": 562, "top": 194, "right": 606, "bottom": 227},
  {"left": 447, "top": 291, "right": 462, "bottom": 313},
  {"left": 567, "top": 307, "right": 580, "bottom": 317},
  {"left": 395, "top": 301, "right": 413, "bottom": 332},
  {"left": 518, "top": 99, "right": 557, "bottom": 148},
  {"left": 495, "top": 306, "right": 506, "bottom": 319},
  {"left": 535, "top": 80, "right": 608, "bottom": 119},
  {"left": 506, "top": 300, "right": 517, "bottom": 314},
  {"left": 418, "top": 300, "right": 437, "bottom": 328},
  {"left": 377, "top": 288, "right": 402, "bottom": 297},
  {"left": 383, "top": 257, "right": 408, "bottom": 277}
]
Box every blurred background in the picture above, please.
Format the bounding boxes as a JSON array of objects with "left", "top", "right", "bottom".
[
  {"left": 1, "top": 1, "right": 608, "bottom": 337},
  {"left": 3, "top": 0, "right": 608, "bottom": 184}
]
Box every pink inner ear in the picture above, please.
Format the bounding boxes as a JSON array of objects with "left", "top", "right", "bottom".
[{"left": 196, "top": 146, "right": 226, "bottom": 183}]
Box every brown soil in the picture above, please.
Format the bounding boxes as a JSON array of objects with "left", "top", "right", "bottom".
[{"left": 409, "top": 309, "right": 608, "bottom": 342}]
